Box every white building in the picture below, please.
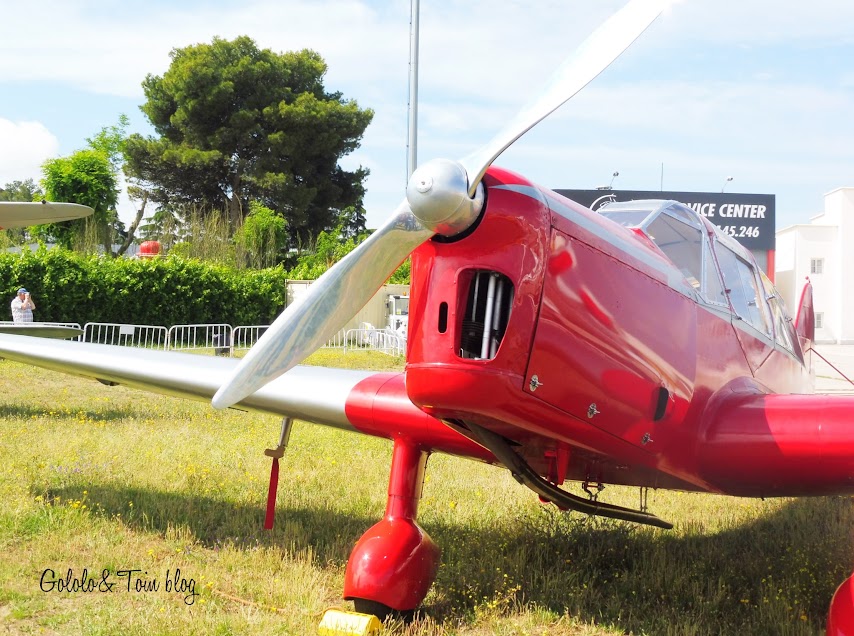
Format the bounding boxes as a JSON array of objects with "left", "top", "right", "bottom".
[{"left": 776, "top": 187, "right": 854, "bottom": 344}]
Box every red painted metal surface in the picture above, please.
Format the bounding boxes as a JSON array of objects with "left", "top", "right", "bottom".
[
  {"left": 263, "top": 457, "right": 279, "bottom": 530},
  {"left": 828, "top": 575, "right": 854, "bottom": 635},
  {"left": 343, "top": 372, "right": 493, "bottom": 462},
  {"left": 404, "top": 167, "right": 827, "bottom": 498},
  {"left": 766, "top": 249, "right": 775, "bottom": 284},
  {"left": 341, "top": 377, "right": 488, "bottom": 609},
  {"left": 337, "top": 165, "right": 845, "bottom": 619},
  {"left": 406, "top": 170, "right": 550, "bottom": 379},
  {"left": 698, "top": 391, "right": 854, "bottom": 496},
  {"left": 795, "top": 277, "right": 816, "bottom": 343},
  {"left": 524, "top": 228, "right": 697, "bottom": 452},
  {"left": 342, "top": 438, "right": 441, "bottom": 610}
]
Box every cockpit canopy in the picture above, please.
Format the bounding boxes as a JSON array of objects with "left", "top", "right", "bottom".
[
  {"left": 599, "top": 200, "right": 708, "bottom": 292},
  {"left": 598, "top": 199, "right": 800, "bottom": 357}
]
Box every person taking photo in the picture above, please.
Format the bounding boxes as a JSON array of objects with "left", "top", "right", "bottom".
[{"left": 11, "top": 287, "right": 36, "bottom": 323}]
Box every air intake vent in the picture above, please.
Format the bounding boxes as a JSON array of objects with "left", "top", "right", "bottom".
[{"left": 459, "top": 270, "right": 514, "bottom": 360}]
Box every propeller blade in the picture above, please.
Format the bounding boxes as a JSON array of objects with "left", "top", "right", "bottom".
[
  {"left": 212, "top": 0, "right": 669, "bottom": 409},
  {"left": 459, "top": 0, "right": 671, "bottom": 197},
  {"left": 212, "top": 199, "right": 432, "bottom": 409}
]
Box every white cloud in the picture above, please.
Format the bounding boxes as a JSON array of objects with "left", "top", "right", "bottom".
[
  {"left": 0, "top": 0, "right": 409, "bottom": 97},
  {"left": 2, "top": 0, "right": 853, "bottom": 230},
  {"left": 659, "top": 0, "right": 854, "bottom": 44},
  {"left": 0, "top": 119, "right": 59, "bottom": 188},
  {"left": 3, "top": 1, "right": 853, "bottom": 99}
]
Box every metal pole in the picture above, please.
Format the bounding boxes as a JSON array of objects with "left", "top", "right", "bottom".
[
  {"left": 490, "top": 279, "right": 505, "bottom": 358},
  {"left": 407, "top": 0, "right": 420, "bottom": 179},
  {"left": 480, "top": 274, "right": 498, "bottom": 359}
]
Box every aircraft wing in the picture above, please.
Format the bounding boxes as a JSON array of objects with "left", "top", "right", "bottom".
[
  {"left": 0, "top": 332, "right": 370, "bottom": 429},
  {"left": 697, "top": 389, "right": 854, "bottom": 497},
  {"left": 0, "top": 324, "right": 83, "bottom": 339},
  {"left": 0, "top": 202, "right": 94, "bottom": 228},
  {"left": 0, "top": 333, "right": 490, "bottom": 459}
]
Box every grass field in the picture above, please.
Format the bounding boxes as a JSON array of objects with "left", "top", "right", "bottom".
[{"left": 1, "top": 349, "right": 852, "bottom": 635}]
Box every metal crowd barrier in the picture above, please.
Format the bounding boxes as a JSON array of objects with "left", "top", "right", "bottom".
[
  {"left": 322, "top": 328, "right": 349, "bottom": 350},
  {"left": 343, "top": 328, "right": 406, "bottom": 357},
  {"left": 83, "top": 322, "right": 168, "bottom": 349},
  {"left": 76, "top": 322, "right": 404, "bottom": 358},
  {"left": 231, "top": 325, "right": 269, "bottom": 353},
  {"left": 167, "top": 323, "right": 233, "bottom": 356}
]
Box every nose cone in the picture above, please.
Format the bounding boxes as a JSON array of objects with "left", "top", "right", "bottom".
[{"left": 406, "top": 159, "right": 483, "bottom": 237}]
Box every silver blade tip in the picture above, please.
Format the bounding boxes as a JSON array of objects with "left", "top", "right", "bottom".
[{"left": 211, "top": 385, "right": 241, "bottom": 410}]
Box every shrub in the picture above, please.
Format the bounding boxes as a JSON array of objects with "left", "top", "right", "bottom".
[{"left": 0, "top": 247, "right": 288, "bottom": 326}]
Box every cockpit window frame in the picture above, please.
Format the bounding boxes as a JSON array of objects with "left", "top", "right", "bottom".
[
  {"left": 642, "top": 208, "right": 705, "bottom": 293},
  {"left": 597, "top": 201, "right": 659, "bottom": 229},
  {"left": 760, "top": 271, "right": 803, "bottom": 360},
  {"left": 713, "top": 241, "right": 774, "bottom": 338},
  {"left": 600, "top": 200, "right": 725, "bottom": 306},
  {"left": 700, "top": 233, "right": 728, "bottom": 307},
  {"left": 596, "top": 200, "right": 796, "bottom": 353}
]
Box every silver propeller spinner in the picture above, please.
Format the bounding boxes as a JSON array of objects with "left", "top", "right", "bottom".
[{"left": 212, "top": 0, "right": 671, "bottom": 409}]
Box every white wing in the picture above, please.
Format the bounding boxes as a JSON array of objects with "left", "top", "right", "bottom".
[
  {"left": 0, "top": 202, "right": 93, "bottom": 228},
  {"left": 0, "top": 324, "right": 83, "bottom": 339},
  {"left": 0, "top": 334, "right": 370, "bottom": 433}
]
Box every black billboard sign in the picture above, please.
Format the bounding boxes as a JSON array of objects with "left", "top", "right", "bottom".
[{"left": 554, "top": 189, "right": 776, "bottom": 251}]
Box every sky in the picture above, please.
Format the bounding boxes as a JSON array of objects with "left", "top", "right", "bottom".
[{"left": 1, "top": 0, "right": 853, "bottom": 234}]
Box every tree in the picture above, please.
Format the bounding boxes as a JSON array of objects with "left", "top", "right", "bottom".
[
  {"left": 234, "top": 201, "right": 289, "bottom": 269},
  {"left": 0, "top": 179, "right": 43, "bottom": 244},
  {"left": 288, "top": 229, "right": 358, "bottom": 280},
  {"left": 137, "top": 206, "right": 183, "bottom": 250},
  {"left": 86, "top": 115, "right": 129, "bottom": 169},
  {"left": 86, "top": 115, "right": 148, "bottom": 257},
  {"left": 125, "top": 36, "right": 374, "bottom": 244},
  {"left": 36, "top": 150, "right": 119, "bottom": 252},
  {"left": 285, "top": 214, "right": 409, "bottom": 284},
  {"left": 389, "top": 257, "right": 410, "bottom": 284},
  {"left": 0, "top": 179, "right": 42, "bottom": 202},
  {"left": 337, "top": 205, "right": 368, "bottom": 240}
]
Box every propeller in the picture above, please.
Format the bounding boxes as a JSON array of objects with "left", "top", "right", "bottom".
[{"left": 212, "top": 0, "right": 671, "bottom": 409}]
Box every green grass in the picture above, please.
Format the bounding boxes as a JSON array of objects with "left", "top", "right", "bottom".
[{"left": 0, "top": 350, "right": 851, "bottom": 635}]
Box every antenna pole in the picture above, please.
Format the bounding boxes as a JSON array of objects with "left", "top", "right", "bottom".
[{"left": 407, "top": 0, "right": 421, "bottom": 179}]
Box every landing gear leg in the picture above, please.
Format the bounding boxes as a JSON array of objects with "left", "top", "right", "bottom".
[{"left": 343, "top": 437, "right": 440, "bottom": 619}]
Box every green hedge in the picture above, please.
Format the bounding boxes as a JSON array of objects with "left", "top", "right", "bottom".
[{"left": 0, "top": 248, "right": 289, "bottom": 326}]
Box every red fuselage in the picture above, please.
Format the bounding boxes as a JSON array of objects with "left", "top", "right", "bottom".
[{"left": 402, "top": 166, "right": 854, "bottom": 499}]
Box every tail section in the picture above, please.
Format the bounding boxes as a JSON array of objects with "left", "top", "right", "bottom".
[{"left": 794, "top": 277, "right": 815, "bottom": 344}]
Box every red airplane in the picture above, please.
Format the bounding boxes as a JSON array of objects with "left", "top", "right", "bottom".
[{"left": 0, "top": 1, "right": 851, "bottom": 633}]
